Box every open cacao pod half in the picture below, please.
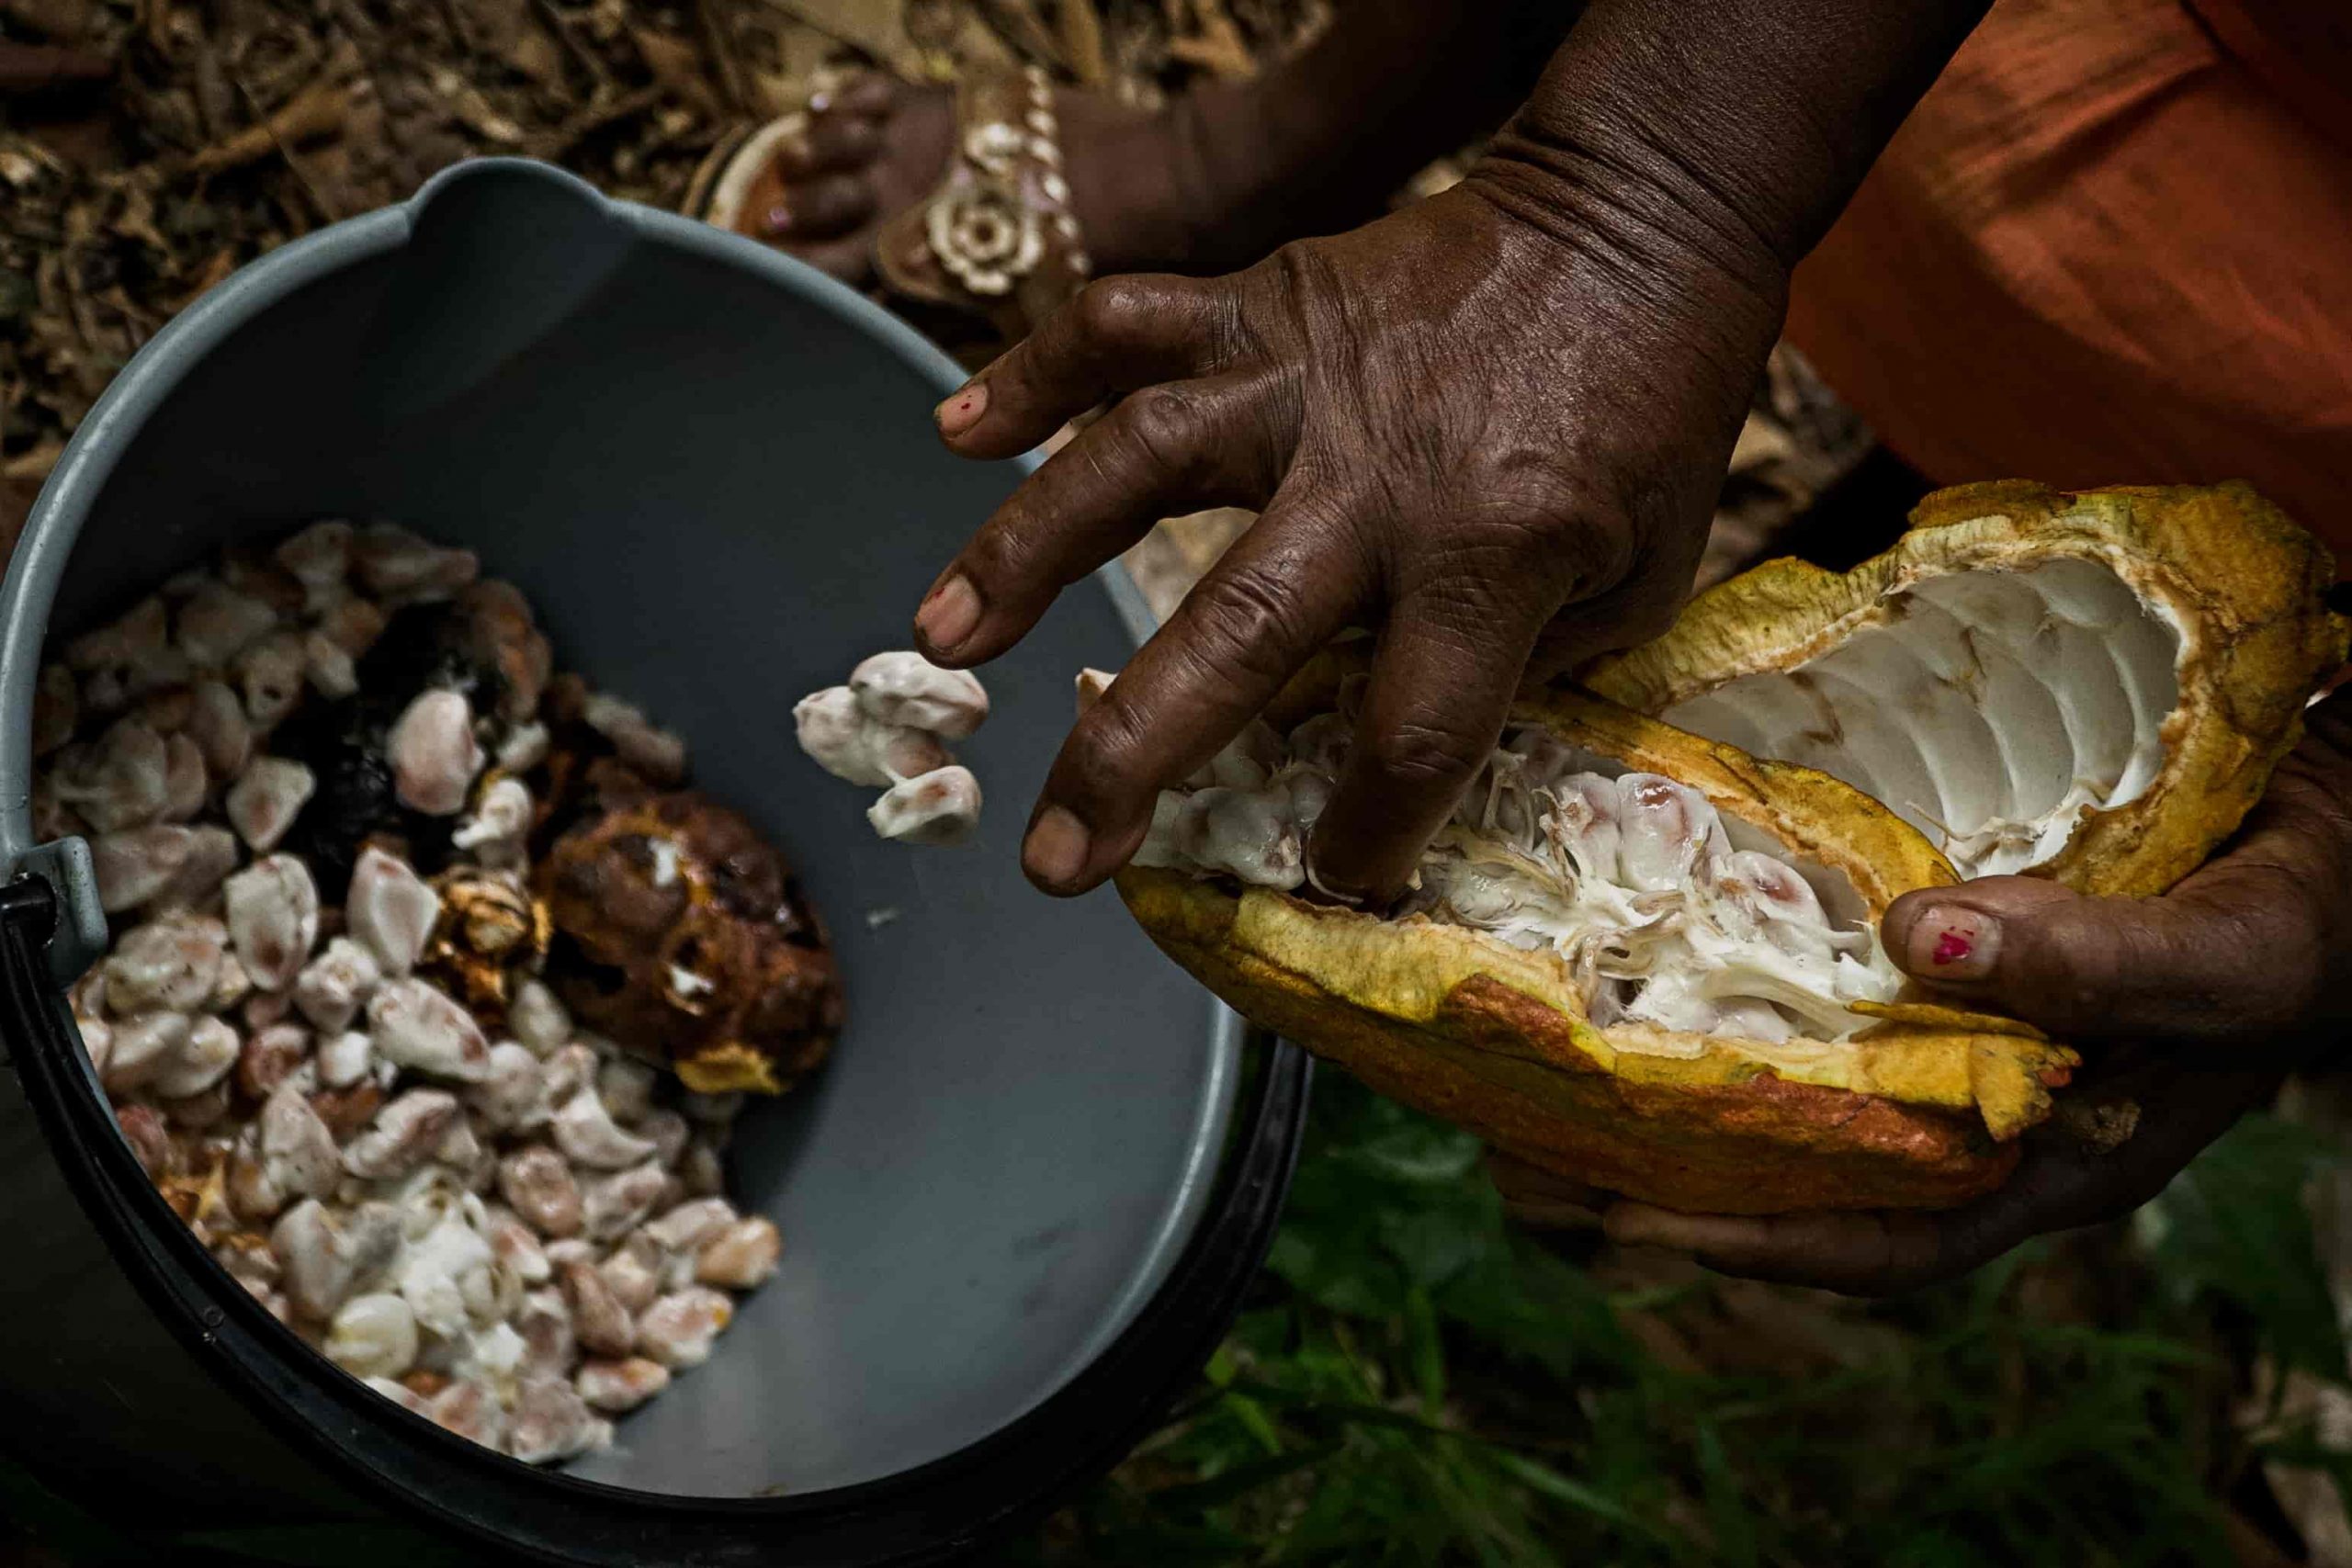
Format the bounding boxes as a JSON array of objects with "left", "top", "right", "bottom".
[{"left": 1109, "top": 481, "right": 2349, "bottom": 1214}]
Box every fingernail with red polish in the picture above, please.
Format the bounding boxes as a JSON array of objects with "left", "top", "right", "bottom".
[
  {"left": 1903, "top": 904, "right": 1999, "bottom": 981},
  {"left": 1023, "top": 807, "right": 1091, "bottom": 888},
  {"left": 916, "top": 574, "right": 982, "bottom": 653},
  {"left": 935, "top": 381, "right": 989, "bottom": 437}
]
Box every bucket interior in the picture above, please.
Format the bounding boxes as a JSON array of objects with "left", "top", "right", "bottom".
[{"left": 30, "top": 165, "right": 1238, "bottom": 1499}]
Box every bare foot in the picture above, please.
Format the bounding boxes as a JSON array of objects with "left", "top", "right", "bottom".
[
  {"left": 718, "top": 72, "right": 1225, "bottom": 289},
  {"left": 711, "top": 3, "right": 1590, "bottom": 304}
]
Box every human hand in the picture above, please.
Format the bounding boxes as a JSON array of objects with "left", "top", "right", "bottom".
[
  {"left": 910, "top": 170, "right": 1786, "bottom": 903},
  {"left": 1540, "top": 691, "right": 2352, "bottom": 1295}
]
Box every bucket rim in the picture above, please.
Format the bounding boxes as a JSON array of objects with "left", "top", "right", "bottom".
[
  {"left": 0, "top": 156, "right": 1307, "bottom": 1560},
  {"left": 0, "top": 156, "right": 1165, "bottom": 917}
]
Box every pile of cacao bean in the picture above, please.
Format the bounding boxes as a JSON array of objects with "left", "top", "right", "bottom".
[{"left": 38, "top": 521, "right": 807, "bottom": 1464}]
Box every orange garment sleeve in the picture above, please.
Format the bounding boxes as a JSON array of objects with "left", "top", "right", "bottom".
[{"left": 1785, "top": 0, "right": 2352, "bottom": 558}]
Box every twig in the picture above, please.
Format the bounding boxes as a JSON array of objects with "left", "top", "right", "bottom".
[
  {"left": 99, "top": 286, "right": 163, "bottom": 344},
  {"left": 1, "top": 438, "right": 66, "bottom": 483},
  {"left": 746, "top": 0, "right": 860, "bottom": 50},
  {"left": 190, "top": 40, "right": 235, "bottom": 140},
  {"left": 752, "top": 0, "right": 922, "bottom": 71},
  {"left": 61, "top": 263, "right": 101, "bottom": 357},
  {"left": 0, "top": 124, "right": 69, "bottom": 176},
  {"left": 528, "top": 0, "right": 612, "bottom": 93},
  {"left": 1057, "top": 0, "right": 1108, "bottom": 85},
  {"left": 326, "top": 0, "right": 375, "bottom": 42},
  {"left": 979, "top": 0, "right": 1065, "bottom": 70},
  {"left": 534, "top": 85, "right": 661, "bottom": 159},
  {"left": 174, "top": 247, "right": 235, "bottom": 309},
  {"left": 267, "top": 183, "right": 314, "bottom": 240},
  {"left": 189, "top": 75, "right": 347, "bottom": 174},
  {"left": 1169, "top": 0, "right": 1255, "bottom": 80},
  {"left": 221, "top": 72, "right": 341, "bottom": 221},
  {"left": 692, "top": 0, "right": 747, "bottom": 115}
]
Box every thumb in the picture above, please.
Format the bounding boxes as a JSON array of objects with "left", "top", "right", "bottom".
[{"left": 1881, "top": 866, "right": 2318, "bottom": 1044}]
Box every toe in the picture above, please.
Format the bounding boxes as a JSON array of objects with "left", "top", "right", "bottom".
[
  {"left": 763, "top": 172, "right": 876, "bottom": 240},
  {"left": 810, "top": 71, "right": 897, "bottom": 119},
  {"left": 775, "top": 114, "right": 884, "bottom": 178}
]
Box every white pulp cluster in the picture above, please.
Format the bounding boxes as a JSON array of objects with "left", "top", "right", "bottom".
[
  {"left": 1662, "top": 558, "right": 2184, "bottom": 879},
  {"left": 1401, "top": 737, "right": 1905, "bottom": 1043},
  {"left": 1112, "top": 673, "right": 1905, "bottom": 1046},
  {"left": 794, "top": 651, "right": 988, "bottom": 844}
]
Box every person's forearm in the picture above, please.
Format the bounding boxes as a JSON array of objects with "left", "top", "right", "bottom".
[
  {"left": 1480, "top": 0, "right": 1990, "bottom": 282},
  {"left": 1167, "top": 2, "right": 1588, "bottom": 265}
]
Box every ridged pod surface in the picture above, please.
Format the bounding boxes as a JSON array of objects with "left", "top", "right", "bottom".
[
  {"left": 1116, "top": 483, "right": 2347, "bottom": 1213},
  {"left": 1585, "top": 481, "right": 2350, "bottom": 897}
]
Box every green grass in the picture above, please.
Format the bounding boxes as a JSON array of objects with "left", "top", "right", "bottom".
[
  {"left": 5, "top": 1074, "right": 2343, "bottom": 1567},
  {"left": 1013, "top": 1075, "right": 2352, "bottom": 1568}
]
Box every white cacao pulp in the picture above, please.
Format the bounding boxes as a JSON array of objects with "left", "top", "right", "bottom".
[
  {"left": 1134, "top": 708, "right": 1905, "bottom": 1045},
  {"left": 1657, "top": 559, "right": 2184, "bottom": 879}
]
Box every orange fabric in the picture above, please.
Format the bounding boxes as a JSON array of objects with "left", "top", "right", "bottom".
[
  {"left": 2192, "top": 0, "right": 2352, "bottom": 152},
  {"left": 1785, "top": 0, "right": 2352, "bottom": 560}
]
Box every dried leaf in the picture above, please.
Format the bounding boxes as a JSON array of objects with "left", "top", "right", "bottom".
[
  {"left": 631, "top": 26, "right": 713, "bottom": 109},
  {"left": 178, "top": 248, "right": 235, "bottom": 306},
  {"left": 1057, "top": 0, "right": 1107, "bottom": 85},
  {"left": 1727, "top": 413, "right": 1797, "bottom": 477},
  {"left": 2, "top": 437, "right": 67, "bottom": 481},
  {"left": 505, "top": 27, "right": 566, "bottom": 87},
  {"left": 187, "top": 80, "right": 348, "bottom": 173},
  {"left": 430, "top": 67, "right": 526, "bottom": 145},
  {"left": 977, "top": 0, "right": 1062, "bottom": 67},
  {"left": 1167, "top": 0, "right": 1252, "bottom": 79},
  {"left": 747, "top": 0, "right": 926, "bottom": 78}
]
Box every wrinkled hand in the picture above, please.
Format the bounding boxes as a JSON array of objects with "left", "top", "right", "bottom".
[
  {"left": 912, "top": 171, "right": 1785, "bottom": 902},
  {"left": 1531, "top": 690, "right": 2352, "bottom": 1295}
]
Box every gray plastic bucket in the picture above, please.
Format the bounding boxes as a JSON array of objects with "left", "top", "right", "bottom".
[{"left": 0, "top": 158, "right": 1306, "bottom": 1565}]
